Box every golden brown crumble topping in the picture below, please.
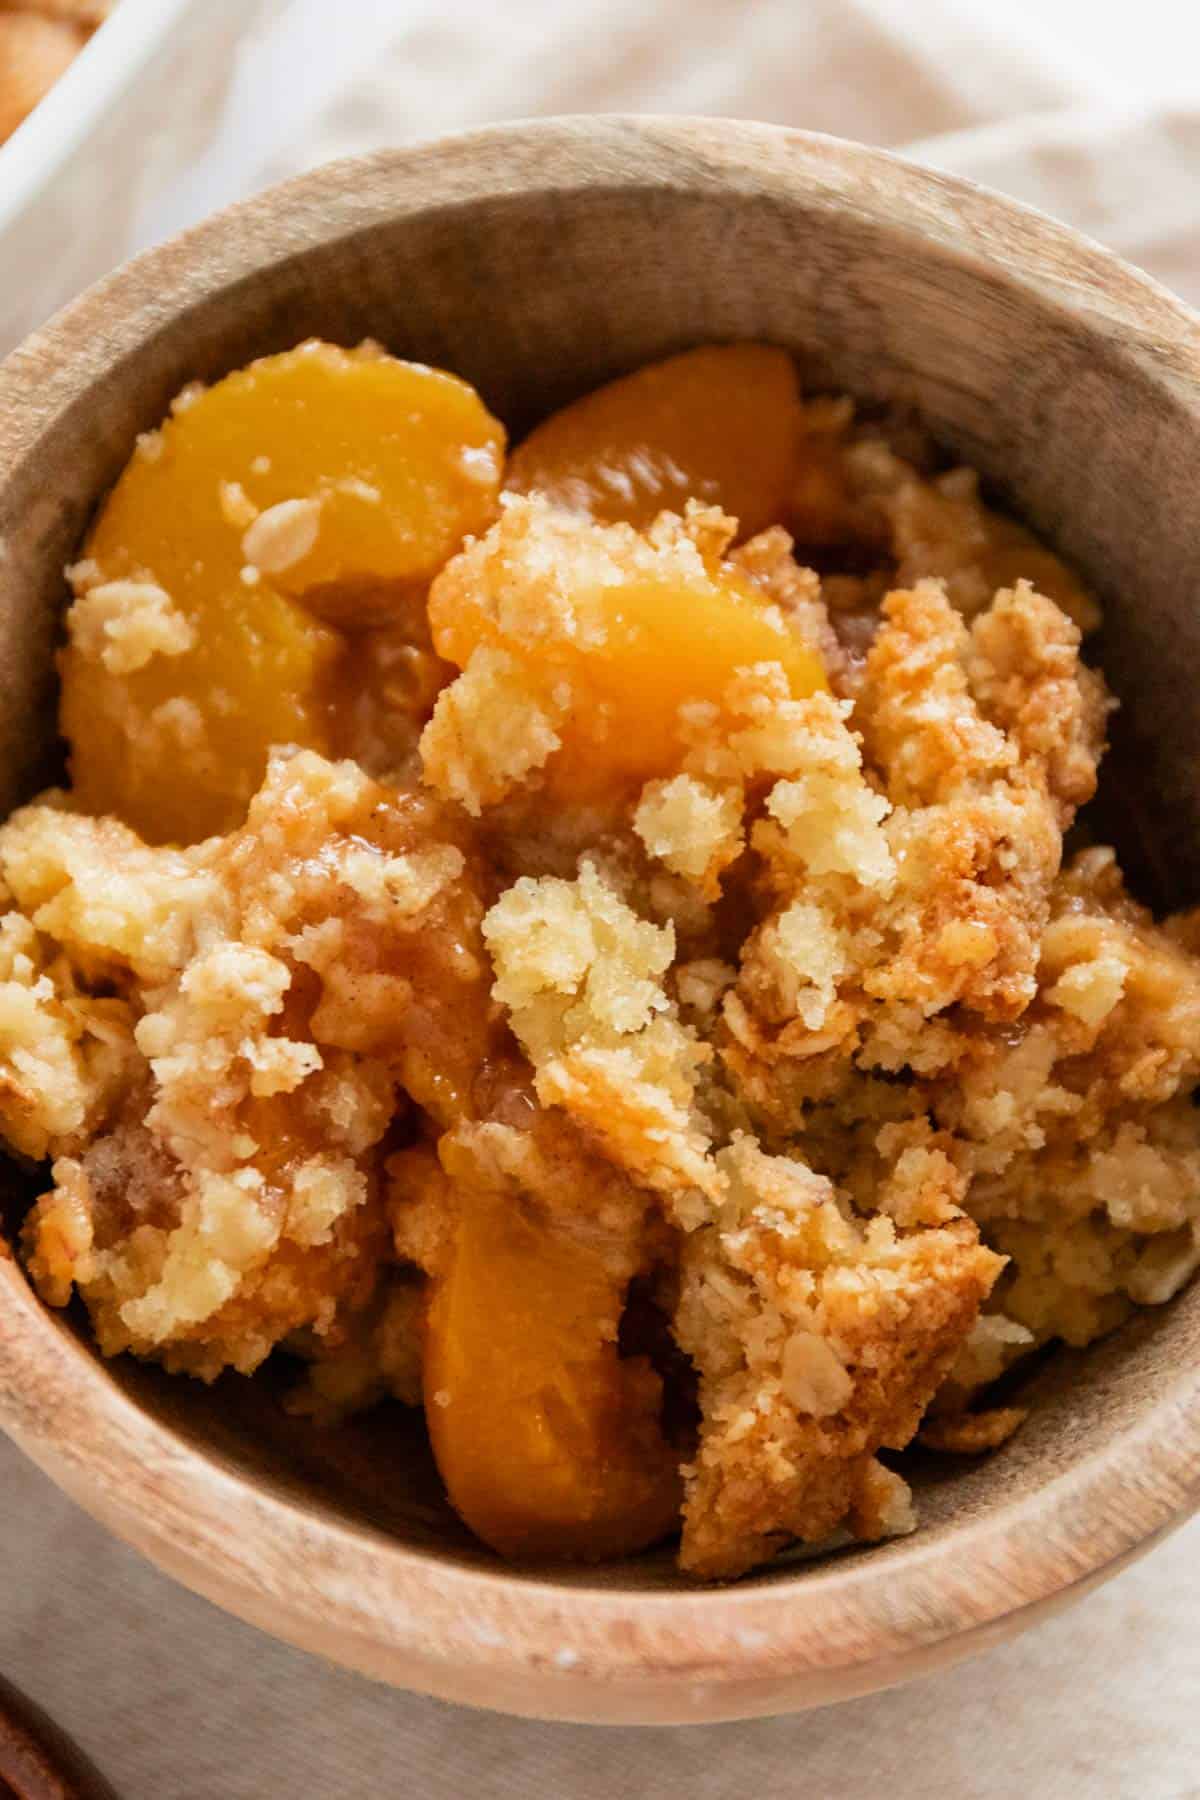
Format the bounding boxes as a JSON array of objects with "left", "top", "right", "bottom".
[
  {"left": 0, "top": 4, "right": 112, "bottom": 148},
  {"left": 3, "top": 340, "right": 1198, "bottom": 1579}
]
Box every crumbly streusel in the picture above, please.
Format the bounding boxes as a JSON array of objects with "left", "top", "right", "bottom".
[{"left": 4, "top": 347, "right": 1199, "bottom": 1581}]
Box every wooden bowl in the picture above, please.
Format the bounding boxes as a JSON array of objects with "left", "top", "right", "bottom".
[
  {"left": 1, "top": 117, "right": 1199, "bottom": 1726},
  {"left": 0, "top": 1674, "right": 116, "bottom": 1800}
]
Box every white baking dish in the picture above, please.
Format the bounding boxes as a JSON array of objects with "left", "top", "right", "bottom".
[{"left": 0, "top": 0, "right": 247, "bottom": 352}]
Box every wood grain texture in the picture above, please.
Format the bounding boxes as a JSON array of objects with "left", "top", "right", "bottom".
[
  {"left": 0, "top": 1672, "right": 117, "bottom": 1800},
  {"left": 1, "top": 117, "right": 1200, "bottom": 1724}
]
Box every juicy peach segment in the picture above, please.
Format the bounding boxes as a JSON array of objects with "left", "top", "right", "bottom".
[
  {"left": 60, "top": 342, "right": 504, "bottom": 843},
  {"left": 423, "top": 1178, "right": 681, "bottom": 1561},
  {"left": 544, "top": 564, "right": 825, "bottom": 794},
  {"left": 424, "top": 499, "right": 827, "bottom": 806},
  {"left": 505, "top": 344, "right": 804, "bottom": 537},
  {"left": 61, "top": 559, "right": 338, "bottom": 848}
]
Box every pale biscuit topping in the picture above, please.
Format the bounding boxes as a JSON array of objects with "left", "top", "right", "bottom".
[
  {"left": 633, "top": 775, "right": 743, "bottom": 894},
  {"left": 421, "top": 645, "right": 566, "bottom": 816},
  {"left": 66, "top": 577, "right": 195, "bottom": 676}
]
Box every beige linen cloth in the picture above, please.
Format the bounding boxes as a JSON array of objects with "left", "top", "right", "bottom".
[{"left": 5, "top": 3, "right": 1200, "bottom": 1794}]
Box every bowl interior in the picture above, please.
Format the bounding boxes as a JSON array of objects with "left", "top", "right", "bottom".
[{"left": 2, "top": 122, "right": 1200, "bottom": 1607}]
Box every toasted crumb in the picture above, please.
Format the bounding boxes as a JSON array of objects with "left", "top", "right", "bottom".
[
  {"left": 675, "top": 1136, "right": 1002, "bottom": 1578},
  {"left": 780, "top": 1330, "right": 853, "bottom": 1415},
  {"left": 875, "top": 1127, "right": 967, "bottom": 1228},
  {"left": 288, "top": 1278, "right": 426, "bottom": 1422},
  {"left": 848, "top": 1458, "right": 917, "bottom": 1540},
  {"left": 9, "top": 746, "right": 498, "bottom": 1376},
  {"left": 919, "top": 1406, "right": 1027, "bottom": 1454},
  {"left": 675, "top": 958, "right": 735, "bottom": 1019},
  {"left": 731, "top": 526, "right": 845, "bottom": 679}
]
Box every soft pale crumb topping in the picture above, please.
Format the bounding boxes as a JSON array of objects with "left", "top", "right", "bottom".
[
  {"left": 484, "top": 860, "right": 718, "bottom": 1211},
  {"left": 753, "top": 900, "right": 848, "bottom": 1033},
  {"left": 633, "top": 775, "right": 743, "bottom": 895},
  {"left": 485, "top": 858, "right": 675, "bottom": 1060},
  {"left": 66, "top": 578, "right": 195, "bottom": 675},
  {"left": 0, "top": 911, "right": 135, "bottom": 1161},
  {"left": 421, "top": 645, "right": 566, "bottom": 815},
  {"left": 1046, "top": 952, "right": 1129, "bottom": 1027}
]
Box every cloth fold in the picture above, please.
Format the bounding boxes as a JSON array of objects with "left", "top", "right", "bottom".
[{"left": 6, "top": 1, "right": 1200, "bottom": 1794}]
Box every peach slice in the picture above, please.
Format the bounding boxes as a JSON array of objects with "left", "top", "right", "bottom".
[
  {"left": 426, "top": 497, "right": 827, "bottom": 804},
  {"left": 505, "top": 344, "right": 803, "bottom": 537},
  {"left": 60, "top": 342, "right": 504, "bottom": 843},
  {"left": 418, "top": 1130, "right": 681, "bottom": 1563}
]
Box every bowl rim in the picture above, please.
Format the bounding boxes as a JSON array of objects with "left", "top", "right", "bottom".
[{"left": 3, "top": 114, "right": 1200, "bottom": 1725}]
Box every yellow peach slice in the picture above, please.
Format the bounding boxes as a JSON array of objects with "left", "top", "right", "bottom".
[
  {"left": 60, "top": 342, "right": 504, "bottom": 843},
  {"left": 505, "top": 344, "right": 803, "bottom": 537},
  {"left": 426, "top": 499, "right": 826, "bottom": 805},
  {"left": 418, "top": 1128, "right": 681, "bottom": 1563}
]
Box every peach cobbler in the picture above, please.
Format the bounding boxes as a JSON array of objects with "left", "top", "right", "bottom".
[
  {"left": 4, "top": 340, "right": 1200, "bottom": 1579},
  {"left": 0, "top": 3, "right": 114, "bottom": 147}
]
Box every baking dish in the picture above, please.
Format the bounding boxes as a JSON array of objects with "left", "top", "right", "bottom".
[{"left": 0, "top": 0, "right": 246, "bottom": 353}]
